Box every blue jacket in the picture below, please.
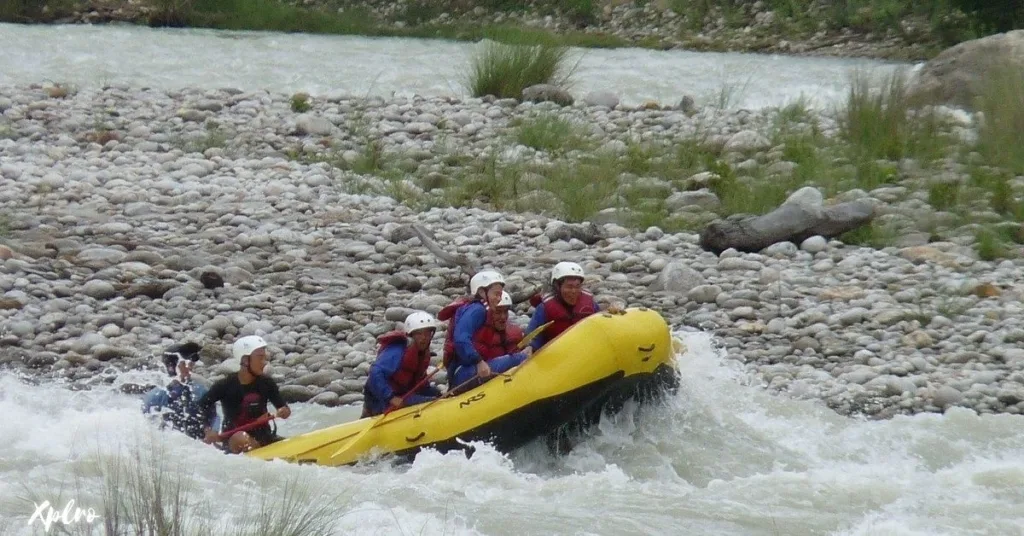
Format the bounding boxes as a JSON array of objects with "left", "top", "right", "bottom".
[
  {"left": 451, "top": 301, "right": 487, "bottom": 369},
  {"left": 365, "top": 342, "right": 441, "bottom": 415},
  {"left": 526, "top": 302, "right": 607, "bottom": 351},
  {"left": 366, "top": 343, "right": 406, "bottom": 404},
  {"left": 526, "top": 305, "right": 550, "bottom": 351}
]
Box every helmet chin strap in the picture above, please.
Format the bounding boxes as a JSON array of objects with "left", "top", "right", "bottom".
[{"left": 242, "top": 355, "right": 257, "bottom": 377}]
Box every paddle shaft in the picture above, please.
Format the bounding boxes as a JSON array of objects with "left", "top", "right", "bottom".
[
  {"left": 394, "top": 321, "right": 553, "bottom": 412},
  {"left": 218, "top": 413, "right": 274, "bottom": 441},
  {"left": 328, "top": 364, "right": 442, "bottom": 460},
  {"left": 329, "top": 321, "right": 553, "bottom": 460},
  {"left": 385, "top": 366, "right": 441, "bottom": 415}
]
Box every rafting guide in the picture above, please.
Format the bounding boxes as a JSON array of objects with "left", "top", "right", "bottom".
[{"left": 27, "top": 499, "right": 100, "bottom": 533}]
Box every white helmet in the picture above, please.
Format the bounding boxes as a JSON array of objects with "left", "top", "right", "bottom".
[
  {"left": 232, "top": 335, "right": 267, "bottom": 361},
  {"left": 496, "top": 291, "right": 513, "bottom": 308},
  {"left": 551, "top": 262, "right": 585, "bottom": 283},
  {"left": 470, "top": 270, "right": 506, "bottom": 295},
  {"left": 404, "top": 311, "right": 439, "bottom": 334}
]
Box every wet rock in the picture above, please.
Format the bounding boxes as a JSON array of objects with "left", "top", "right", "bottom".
[
  {"left": 279, "top": 385, "right": 315, "bottom": 403},
  {"left": 649, "top": 261, "right": 706, "bottom": 294},
  {"left": 82, "top": 280, "right": 117, "bottom": 300},
  {"left": 522, "top": 84, "right": 574, "bottom": 106}
]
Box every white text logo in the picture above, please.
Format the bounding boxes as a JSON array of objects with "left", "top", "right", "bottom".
[{"left": 28, "top": 500, "right": 101, "bottom": 533}]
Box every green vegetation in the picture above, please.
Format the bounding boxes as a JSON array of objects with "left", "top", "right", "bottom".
[
  {"left": 139, "top": 0, "right": 628, "bottom": 49},
  {"left": 290, "top": 92, "right": 311, "bottom": 113},
  {"left": 975, "top": 64, "right": 1024, "bottom": 175},
  {"left": 465, "top": 39, "right": 574, "bottom": 99},
  {"left": 175, "top": 123, "right": 228, "bottom": 154},
  {"left": 326, "top": 57, "right": 1020, "bottom": 257},
  {"left": 838, "top": 70, "right": 947, "bottom": 164},
  {"left": 514, "top": 113, "right": 591, "bottom": 154}
]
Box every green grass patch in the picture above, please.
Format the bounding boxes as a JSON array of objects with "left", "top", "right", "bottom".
[
  {"left": 411, "top": 23, "right": 628, "bottom": 49},
  {"left": 974, "top": 225, "right": 1012, "bottom": 260},
  {"left": 0, "top": 122, "right": 15, "bottom": 140},
  {"left": 839, "top": 220, "right": 899, "bottom": 248},
  {"left": 176, "top": 123, "right": 228, "bottom": 154},
  {"left": 442, "top": 151, "right": 622, "bottom": 222},
  {"left": 151, "top": 0, "right": 629, "bottom": 49},
  {"left": 443, "top": 153, "right": 527, "bottom": 212},
  {"left": 515, "top": 113, "right": 590, "bottom": 154},
  {"left": 672, "top": 137, "right": 722, "bottom": 178},
  {"left": 0, "top": 0, "right": 77, "bottom": 22},
  {"left": 975, "top": 63, "right": 1024, "bottom": 175},
  {"left": 541, "top": 156, "right": 621, "bottom": 222},
  {"left": 290, "top": 92, "right": 311, "bottom": 113},
  {"left": 838, "top": 69, "right": 949, "bottom": 165},
  {"left": 968, "top": 165, "right": 1024, "bottom": 219},
  {"left": 464, "top": 38, "right": 574, "bottom": 99},
  {"left": 622, "top": 141, "right": 662, "bottom": 176},
  {"left": 173, "top": 0, "right": 379, "bottom": 34},
  {"left": 708, "top": 168, "right": 811, "bottom": 216},
  {"left": 775, "top": 95, "right": 817, "bottom": 128},
  {"left": 927, "top": 181, "right": 962, "bottom": 211}
]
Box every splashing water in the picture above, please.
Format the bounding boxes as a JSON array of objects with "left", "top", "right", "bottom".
[{"left": 1, "top": 331, "right": 1022, "bottom": 535}]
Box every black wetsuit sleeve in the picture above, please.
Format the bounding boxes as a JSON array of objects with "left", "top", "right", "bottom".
[{"left": 264, "top": 378, "right": 287, "bottom": 409}]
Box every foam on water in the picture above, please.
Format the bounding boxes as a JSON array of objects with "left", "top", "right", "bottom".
[
  {"left": 0, "top": 23, "right": 908, "bottom": 109},
  {"left": 1, "top": 330, "right": 1022, "bottom": 535}
]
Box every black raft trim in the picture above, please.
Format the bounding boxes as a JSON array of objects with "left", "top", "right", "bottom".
[{"left": 349, "top": 363, "right": 680, "bottom": 466}]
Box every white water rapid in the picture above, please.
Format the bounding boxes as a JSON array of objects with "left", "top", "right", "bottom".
[
  {"left": 0, "top": 23, "right": 909, "bottom": 109},
  {"left": 1, "top": 332, "right": 1022, "bottom": 535}
]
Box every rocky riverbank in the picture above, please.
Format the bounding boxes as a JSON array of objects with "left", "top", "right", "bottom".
[
  {"left": 1, "top": 0, "right": 977, "bottom": 61},
  {"left": 1, "top": 82, "right": 1023, "bottom": 420}
]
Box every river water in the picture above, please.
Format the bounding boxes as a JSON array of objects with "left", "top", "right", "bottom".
[
  {"left": 2, "top": 22, "right": 1021, "bottom": 536},
  {"left": 1, "top": 332, "right": 1022, "bottom": 535},
  {"left": 0, "top": 23, "right": 908, "bottom": 109}
]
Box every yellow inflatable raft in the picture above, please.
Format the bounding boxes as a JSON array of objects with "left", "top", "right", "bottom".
[{"left": 247, "top": 307, "right": 681, "bottom": 467}]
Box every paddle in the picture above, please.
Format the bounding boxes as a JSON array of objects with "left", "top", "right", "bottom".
[
  {"left": 217, "top": 413, "right": 274, "bottom": 442},
  {"left": 328, "top": 321, "right": 553, "bottom": 461},
  {"left": 324, "top": 365, "right": 443, "bottom": 462}
]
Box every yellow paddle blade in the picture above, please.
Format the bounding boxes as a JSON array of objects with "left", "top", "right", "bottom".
[
  {"left": 328, "top": 423, "right": 375, "bottom": 461},
  {"left": 517, "top": 321, "right": 553, "bottom": 350}
]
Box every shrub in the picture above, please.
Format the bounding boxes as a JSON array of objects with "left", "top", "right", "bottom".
[{"left": 465, "top": 39, "right": 572, "bottom": 99}]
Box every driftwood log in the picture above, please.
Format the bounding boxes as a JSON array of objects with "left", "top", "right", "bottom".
[
  {"left": 401, "top": 224, "right": 542, "bottom": 306},
  {"left": 698, "top": 189, "right": 876, "bottom": 254}
]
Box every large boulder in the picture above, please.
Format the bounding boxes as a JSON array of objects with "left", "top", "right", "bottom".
[
  {"left": 910, "top": 30, "right": 1024, "bottom": 109},
  {"left": 522, "top": 84, "right": 574, "bottom": 106}
]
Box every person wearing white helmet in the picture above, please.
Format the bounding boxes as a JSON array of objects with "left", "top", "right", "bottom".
[
  {"left": 525, "top": 261, "right": 621, "bottom": 351},
  {"left": 448, "top": 290, "right": 533, "bottom": 395},
  {"left": 362, "top": 311, "right": 444, "bottom": 417},
  {"left": 196, "top": 335, "right": 291, "bottom": 454},
  {"left": 141, "top": 341, "right": 214, "bottom": 441},
  {"left": 436, "top": 269, "right": 508, "bottom": 387}
]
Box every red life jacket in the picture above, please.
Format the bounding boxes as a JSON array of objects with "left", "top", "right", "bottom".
[
  {"left": 233, "top": 391, "right": 266, "bottom": 428},
  {"left": 376, "top": 331, "right": 431, "bottom": 396},
  {"left": 438, "top": 296, "right": 478, "bottom": 368},
  {"left": 541, "top": 291, "right": 597, "bottom": 343},
  {"left": 473, "top": 313, "right": 525, "bottom": 361}
]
